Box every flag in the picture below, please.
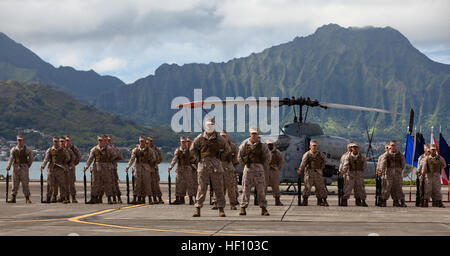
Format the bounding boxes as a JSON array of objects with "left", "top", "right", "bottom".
[
  {"left": 439, "top": 133, "right": 450, "bottom": 185},
  {"left": 404, "top": 133, "right": 424, "bottom": 168}
]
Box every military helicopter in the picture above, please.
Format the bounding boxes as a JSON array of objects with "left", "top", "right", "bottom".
[{"left": 176, "top": 96, "right": 398, "bottom": 186}]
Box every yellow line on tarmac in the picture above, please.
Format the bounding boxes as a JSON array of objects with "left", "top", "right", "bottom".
[
  {"left": 0, "top": 218, "right": 67, "bottom": 223},
  {"left": 68, "top": 204, "right": 253, "bottom": 236}
]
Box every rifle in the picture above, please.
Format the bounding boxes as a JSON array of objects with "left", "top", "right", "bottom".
[
  {"left": 126, "top": 172, "right": 130, "bottom": 204},
  {"left": 254, "top": 186, "right": 258, "bottom": 205},
  {"left": 338, "top": 175, "right": 344, "bottom": 206},
  {"left": 421, "top": 176, "right": 425, "bottom": 207},
  {"left": 375, "top": 176, "right": 381, "bottom": 206},
  {"left": 132, "top": 173, "right": 135, "bottom": 195},
  {"left": 5, "top": 170, "right": 9, "bottom": 203},
  {"left": 40, "top": 172, "right": 44, "bottom": 203},
  {"left": 209, "top": 177, "right": 214, "bottom": 205},
  {"left": 415, "top": 176, "right": 421, "bottom": 207},
  {"left": 83, "top": 172, "right": 87, "bottom": 204},
  {"left": 168, "top": 172, "right": 172, "bottom": 205},
  {"left": 297, "top": 174, "right": 302, "bottom": 206}
]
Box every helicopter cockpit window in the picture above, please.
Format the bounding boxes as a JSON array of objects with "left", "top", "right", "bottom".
[{"left": 275, "top": 135, "right": 290, "bottom": 151}]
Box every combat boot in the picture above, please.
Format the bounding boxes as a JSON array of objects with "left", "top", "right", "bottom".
[
  {"left": 239, "top": 207, "right": 247, "bottom": 216},
  {"left": 62, "top": 196, "right": 69, "bottom": 204},
  {"left": 261, "top": 207, "right": 270, "bottom": 216},
  {"left": 321, "top": 199, "right": 329, "bottom": 207},
  {"left": 422, "top": 200, "right": 429, "bottom": 207},
  {"left": 230, "top": 204, "right": 237, "bottom": 210},
  {"left": 107, "top": 196, "right": 113, "bottom": 204},
  {"left": 86, "top": 196, "right": 98, "bottom": 204},
  {"left": 379, "top": 199, "right": 386, "bottom": 207},
  {"left": 180, "top": 196, "right": 185, "bottom": 205},
  {"left": 7, "top": 195, "right": 16, "bottom": 203},
  {"left": 172, "top": 196, "right": 181, "bottom": 204},
  {"left": 130, "top": 195, "right": 138, "bottom": 204},
  {"left": 218, "top": 207, "right": 226, "bottom": 217},
  {"left": 153, "top": 196, "right": 158, "bottom": 204},
  {"left": 139, "top": 196, "right": 145, "bottom": 204},
  {"left": 42, "top": 195, "right": 51, "bottom": 203},
  {"left": 72, "top": 195, "right": 78, "bottom": 203},
  {"left": 393, "top": 200, "right": 400, "bottom": 207},
  {"left": 432, "top": 200, "right": 437, "bottom": 207},
  {"left": 148, "top": 196, "right": 154, "bottom": 205},
  {"left": 158, "top": 196, "right": 164, "bottom": 204},
  {"left": 98, "top": 196, "right": 103, "bottom": 204},
  {"left": 117, "top": 196, "right": 123, "bottom": 204},
  {"left": 400, "top": 199, "right": 407, "bottom": 208},
  {"left": 317, "top": 198, "right": 322, "bottom": 206},
  {"left": 341, "top": 199, "right": 348, "bottom": 206},
  {"left": 361, "top": 200, "right": 368, "bottom": 207},
  {"left": 51, "top": 195, "right": 57, "bottom": 203},
  {"left": 275, "top": 197, "right": 284, "bottom": 206},
  {"left": 112, "top": 196, "right": 117, "bottom": 204},
  {"left": 300, "top": 197, "right": 308, "bottom": 206},
  {"left": 189, "top": 196, "right": 195, "bottom": 205},
  {"left": 438, "top": 200, "right": 445, "bottom": 208},
  {"left": 57, "top": 197, "right": 63, "bottom": 203},
  {"left": 192, "top": 207, "right": 201, "bottom": 217},
  {"left": 211, "top": 202, "right": 218, "bottom": 210},
  {"left": 355, "top": 198, "right": 362, "bottom": 206}
]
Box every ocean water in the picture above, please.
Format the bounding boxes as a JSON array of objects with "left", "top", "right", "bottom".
[{"left": 0, "top": 161, "right": 172, "bottom": 182}]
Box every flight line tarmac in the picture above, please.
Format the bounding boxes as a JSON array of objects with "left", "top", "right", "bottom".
[{"left": 1, "top": 182, "right": 450, "bottom": 236}]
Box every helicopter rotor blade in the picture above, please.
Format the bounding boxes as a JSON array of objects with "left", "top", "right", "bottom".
[
  {"left": 176, "top": 98, "right": 399, "bottom": 115},
  {"left": 319, "top": 102, "right": 398, "bottom": 114}
]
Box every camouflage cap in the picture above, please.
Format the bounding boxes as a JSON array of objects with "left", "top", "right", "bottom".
[
  {"left": 180, "top": 136, "right": 187, "bottom": 142},
  {"left": 139, "top": 136, "right": 146, "bottom": 141},
  {"left": 53, "top": 136, "right": 59, "bottom": 141},
  {"left": 220, "top": 130, "right": 227, "bottom": 136},
  {"left": 148, "top": 135, "right": 154, "bottom": 141},
  {"left": 97, "top": 135, "right": 103, "bottom": 140},
  {"left": 350, "top": 142, "right": 359, "bottom": 147},
  {"left": 249, "top": 127, "right": 259, "bottom": 134},
  {"left": 186, "top": 137, "right": 192, "bottom": 142},
  {"left": 16, "top": 135, "right": 24, "bottom": 140},
  {"left": 310, "top": 140, "right": 318, "bottom": 146},
  {"left": 65, "top": 135, "right": 71, "bottom": 140}
]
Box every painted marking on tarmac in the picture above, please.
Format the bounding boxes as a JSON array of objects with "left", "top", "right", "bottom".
[
  {"left": 67, "top": 204, "right": 253, "bottom": 236},
  {"left": 0, "top": 218, "right": 67, "bottom": 223}
]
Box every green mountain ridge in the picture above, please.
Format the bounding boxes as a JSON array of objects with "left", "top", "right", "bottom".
[
  {"left": 94, "top": 24, "right": 450, "bottom": 141},
  {"left": 0, "top": 80, "right": 178, "bottom": 152},
  {"left": 0, "top": 32, "right": 125, "bottom": 104}
]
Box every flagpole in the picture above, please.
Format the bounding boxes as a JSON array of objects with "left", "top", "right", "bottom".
[{"left": 409, "top": 132, "right": 417, "bottom": 202}]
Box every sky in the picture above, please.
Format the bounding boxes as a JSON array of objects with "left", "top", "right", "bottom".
[{"left": 0, "top": 0, "right": 449, "bottom": 84}]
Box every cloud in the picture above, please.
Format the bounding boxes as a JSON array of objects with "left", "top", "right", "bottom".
[
  {"left": 91, "top": 57, "right": 128, "bottom": 72},
  {"left": 0, "top": 0, "right": 449, "bottom": 83}
]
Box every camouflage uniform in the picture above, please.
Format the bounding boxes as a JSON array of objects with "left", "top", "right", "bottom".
[
  {"left": 217, "top": 139, "right": 239, "bottom": 208},
  {"left": 66, "top": 144, "right": 81, "bottom": 202},
  {"left": 127, "top": 145, "right": 155, "bottom": 203},
  {"left": 190, "top": 131, "right": 231, "bottom": 216},
  {"left": 343, "top": 152, "right": 367, "bottom": 203},
  {"left": 380, "top": 150, "right": 406, "bottom": 205},
  {"left": 42, "top": 146, "right": 70, "bottom": 203},
  {"left": 110, "top": 144, "right": 123, "bottom": 202},
  {"left": 85, "top": 144, "right": 117, "bottom": 203},
  {"left": 6, "top": 145, "right": 33, "bottom": 201},
  {"left": 265, "top": 148, "right": 284, "bottom": 201},
  {"left": 149, "top": 144, "right": 163, "bottom": 199},
  {"left": 298, "top": 150, "right": 328, "bottom": 205},
  {"left": 238, "top": 138, "right": 272, "bottom": 209},
  {"left": 423, "top": 154, "right": 447, "bottom": 206},
  {"left": 169, "top": 146, "right": 197, "bottom": 200},
  {"left": 417, "top": 153, "right": 428, "bottom": 205}
]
